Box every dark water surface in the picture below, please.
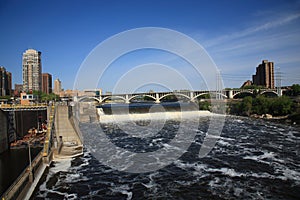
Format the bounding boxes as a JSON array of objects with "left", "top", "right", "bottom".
[
  {"left": 32, "top": 115, "right": 300, "bottom": 199},
  {"left": 0, "top": 147, "right": 42, "bottom": 195}
]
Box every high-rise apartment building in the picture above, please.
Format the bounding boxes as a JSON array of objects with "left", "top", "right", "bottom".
[
  {"left": 22, "top": 49, "right": 42, "bottom": 92},
  {"left": 54, "top": 78, "right": 62, "bottom": 95},
  {"left": 0, "top": 66, "right": 12, "bottom": 96},
  {"left": 42, "top": 73, "right": 52, "bottom": 94},
  {"left": 252, "top": 60, "right": 274, "bottom": 89}
]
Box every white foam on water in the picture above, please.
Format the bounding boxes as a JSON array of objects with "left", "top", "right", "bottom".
[
  {"left": 36, "top": 187, "right": 70, "bottom": 199},
  {"left": 110, "top": 184, "right": 132, "bottom": 200},
  {"left": 64, "top": 172, "right": 90, "bottom": 184},
  {"left": 275, "top": 166, "right": 300, "bottom": 181},
  {"left": 98, "top": 110, "right": 212, "bottom": 123},
  {"left": 65, "top": 193, "right": 78, "bottom": 200},
  {"left": 141, "top": 171, "right": 159, "bottom": 193},
  {"left": 50, "top": 159, "right": 72, "bottom": 173},
  {"left": 243, "top": 151, "right": 276, "bottom": 162},
  {"left": 234, "top": 119, "right": 244, "bottom": 123},
  {"left": 217, "top": 140, "right": 231, "bottom": 146}
]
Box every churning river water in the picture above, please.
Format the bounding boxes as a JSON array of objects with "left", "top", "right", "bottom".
[{"left": 31, "top": 114, "right": 300, "bottom": 200}]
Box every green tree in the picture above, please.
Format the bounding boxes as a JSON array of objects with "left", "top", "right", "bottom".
[
  {"left": 240, "top": 96, "right": 252, "bottom": 116},
  {"left": 270, "top": 96, "right": 292, "bottom": 116},
  {"left": 197, "top": 93, "right": 210, "bottom": 99},
  {"left": 32, "top": 91, "right": 59, "bottom": 102},
  {"left": 252, "top": 96, "right": 271, "bottom": 115},
  {"left": 291, "top": 84, "right": 300, "bottom": 96},
  {"left": 198, "top": 101, "right": 211, "bottom": 111}
]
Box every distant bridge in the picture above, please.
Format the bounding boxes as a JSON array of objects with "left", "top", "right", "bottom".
[{"left": 75, "top": 88, "right": 283, "bottom": 103}]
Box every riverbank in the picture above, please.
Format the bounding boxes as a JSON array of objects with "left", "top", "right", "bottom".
[
  {"left": 228, "top": 112, "right": 300, "bottom": 126},
  {"left": 226, "top": 95, "right": 300, "bottom": 125}
]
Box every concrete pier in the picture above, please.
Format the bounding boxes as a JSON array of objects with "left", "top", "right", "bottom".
[{"left": 54, "top": 105, "right": 83, "bottom": 159}]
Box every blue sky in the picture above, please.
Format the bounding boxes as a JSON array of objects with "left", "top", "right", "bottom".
[{"left": 0, "top": 0, "right": 299, "bottom": 92}]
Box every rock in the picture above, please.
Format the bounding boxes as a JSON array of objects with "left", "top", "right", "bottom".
[{"left": 263, "top": 114, "right": 272, "bottom": 119}]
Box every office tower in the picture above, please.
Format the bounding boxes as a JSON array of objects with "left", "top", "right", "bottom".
[
  {"left": 22, "top": 49, "right": 42, "bottom": 92},
  {"left": 252, "top": 60, "right": 274, "bottom": 89},
  {"left": 42, "top": 73, "right": 52, "bottom": 94},
  {"left": 0, "top": 66, "right": 12, "bottom": 96},
  {"left": 54, "top": 78, "right": 62, "bottom": 95}
]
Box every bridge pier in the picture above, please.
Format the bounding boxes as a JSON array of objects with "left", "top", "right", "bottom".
[
  {"left": 228, "top": 90, "right": 233, "bottom": 99},
  {"left": 155, "top": 93, "right": 160, "bottom": 103},
  {"left": 190, "top": 91, "right": 195, "bottom": 102},
  {"left": 278, "top": 88, "right": 283, "bottom": 96},
  {"left": 125, "top": 94, "right": 130, "bottom": 104}
]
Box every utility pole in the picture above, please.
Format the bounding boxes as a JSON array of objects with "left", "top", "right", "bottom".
[
  {"left": 276, "top": 67, "right": 282, "bottom": 96},
  {"left": 216, "top": 70, "right": 222, "bottom": 100}
]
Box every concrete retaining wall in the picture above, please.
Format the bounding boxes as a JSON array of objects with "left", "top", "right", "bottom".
[{"left": 0, "top": 110, "right": 8, "bottom": 154}]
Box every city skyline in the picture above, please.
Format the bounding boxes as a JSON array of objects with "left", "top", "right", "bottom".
[{"left": 0, "top": 0, "right": 300, "bottom": 92}]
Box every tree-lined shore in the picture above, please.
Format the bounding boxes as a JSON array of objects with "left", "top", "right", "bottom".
[
  {"left": 197, "top": 84, "right": 300, "bottom": 124},
  {"left": 227, "top": 84, "right": 300, "bottom": 124}
]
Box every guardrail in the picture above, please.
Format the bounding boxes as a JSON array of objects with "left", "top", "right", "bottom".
[
  {"left": 0, "top": 104, "right": 48, "bottom": 112},
  {"left": 0, "top": 103, "right": 48, "bottom": 108}
]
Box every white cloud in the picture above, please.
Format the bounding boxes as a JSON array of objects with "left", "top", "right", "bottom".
[
  {"left": 195, "top": 12, "right": 300, "bottom": 88},
  {"left": 203, "top": 13, "right": 300, "bottom": 48}
]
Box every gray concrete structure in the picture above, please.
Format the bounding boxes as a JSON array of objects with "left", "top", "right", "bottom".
[
  {"left": 0, "top": 110, "right": 8, "bottom": 154},
  {"left": 54, "top": 105, "right": 83, "bottom": 159}
]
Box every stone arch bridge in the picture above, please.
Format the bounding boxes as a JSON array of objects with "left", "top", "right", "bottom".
[{"left": 75, "top": 89, "right": 282, "bottom": 103}]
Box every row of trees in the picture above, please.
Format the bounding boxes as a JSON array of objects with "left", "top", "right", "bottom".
[
  {"left": 32, "top": 91, "right": 59, "bottom": 102},
  {"left": 285, "top": 84, "right": 300, "bottom": 96},
  {"left": 230, "top": 96, "right": 293, "bottom": 117}
]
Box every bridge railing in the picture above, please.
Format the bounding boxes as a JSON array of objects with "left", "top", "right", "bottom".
[{"left": 0, "top": 103, "right": 48, "bottom": 108}]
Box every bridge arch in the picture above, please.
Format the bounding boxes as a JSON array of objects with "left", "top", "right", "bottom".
[
  {"left": 129, "top": 94, "right": 156, "bottom": 102},
  {"left": 260, "top": 90, "right": 279, "bottom": 97},
  {"left": 159, "top": 93, "right": 191, "bottom": 102},
  {"left": 77, "top": 96, "right": 101, "bottom": 103},
  {"left": 193, "top": 92, "right": 210, "bottom": 100},
  {"left": 193, "top": 92, "right": 227, "bottom": 100},
  {"left": 232, "top": 91, "right": 254, "bottom": 99},
  {"left": 102, "top": 96, "right": 126, "bottom": 103}
]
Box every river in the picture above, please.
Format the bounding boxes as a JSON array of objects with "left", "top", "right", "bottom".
[{"left": 31, "top": 114, "right": 300, "bottom": 199}]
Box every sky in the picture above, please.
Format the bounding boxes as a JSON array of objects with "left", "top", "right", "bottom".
[{"left": 0, "top": 0, "right": 300, "bottom": 93}]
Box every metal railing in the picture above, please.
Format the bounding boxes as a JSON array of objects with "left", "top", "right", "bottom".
[
  {"left": 0, "top": 103, "right": 48, "bottom": 108},
  {"left": 0, "top": 104, "right": 48, "bottom": 112}
]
